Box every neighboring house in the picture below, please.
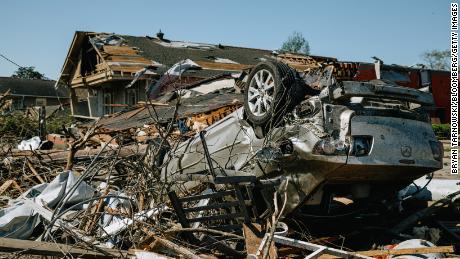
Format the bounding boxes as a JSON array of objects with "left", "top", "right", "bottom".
[
  {"left": 55, "top": 31, "right": 272, "bottom": 119},
  {"left": 0, "top": 77, "right": 69, "bottom": 110}
]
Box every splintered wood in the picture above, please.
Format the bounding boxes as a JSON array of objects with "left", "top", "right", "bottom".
[{"left": 0, "top": 180, "right": 22, "bottom": 196}]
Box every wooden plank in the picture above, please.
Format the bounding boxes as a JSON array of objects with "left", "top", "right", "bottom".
[
  {"left": 10, "top": 180, "right": 23, "bottom": 193},
  {"left": 70, "top": 70, "right": 111, "bottom": 87},
  {"left": 0, "top": 180, "right": 13, "bottom": 196},
  {"left": 106, "top": 55, "right": 151, "bottom": 63},
  {"left": 26, "top": 159, "right": 45, "bottom": 183},
  {"left": 0, "top": 179, "right": 21, "bottom": 194},
  {"left": 70, "top": 72, "right": 153, "bottom": 88},
  {"left": 279, "top": 63, "right": 315, "bottom": 71},
  {"left": 243, "top": 223, "right": 260, "bottom": 256},
  {"left": 356, "top": 246, "right": 455, "bottom": 256},
  {"left": 194, "top": 60, "right": 253, "bottom": 71},
  {"left": 243, "top": 223, "right": 277, "bottom": 259},
  {"left": 102, "top": 45, "right": 138, "bottom": 55},
  {"left": 0, "top": 237, "right": 127, "bottom": 258},
  {"left": 149, "top": 235, "right": 201, "bottom": 259}
]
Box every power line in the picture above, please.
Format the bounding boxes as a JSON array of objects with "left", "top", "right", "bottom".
[
  {"left": 0, "top": 52, "right": 54, "bottom": 80},
  {"left": 0, "top": 53, "right": 22, "bottom": 68}
]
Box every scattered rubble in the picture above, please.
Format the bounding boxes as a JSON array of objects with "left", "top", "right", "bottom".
[
  {"left": 1, "top": 141, "right": 457, "bottom": 258},
  {"left": 0, "top": 54, "right": 458, "bottom": 259}
]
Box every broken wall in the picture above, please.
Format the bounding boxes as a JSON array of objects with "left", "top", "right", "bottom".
[{"left": 69, "top": 79, "right": 149, "bottom": 118}]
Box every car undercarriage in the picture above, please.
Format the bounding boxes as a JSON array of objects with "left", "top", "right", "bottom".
[{"left": 160, "top": 59, "right": 443, "bottom": 216}]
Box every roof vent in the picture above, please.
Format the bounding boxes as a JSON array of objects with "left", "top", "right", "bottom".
[{"left": 157, "top": 30, "right": 164, "bottom": 40}]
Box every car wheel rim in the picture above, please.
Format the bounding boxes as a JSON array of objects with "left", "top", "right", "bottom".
[{"left": 248, "top": 69, "right": 275, "bottom": 117}]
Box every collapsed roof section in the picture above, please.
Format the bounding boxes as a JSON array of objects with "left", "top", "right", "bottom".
[
  {"left": 55, "top": 31, "right": 450, "bottom": 122},
  {"left": 55, "top": 31, "right": 275, "bottom": 88},
  {"left": 55, "top": 31, "right": 444, "bottom": 93}
]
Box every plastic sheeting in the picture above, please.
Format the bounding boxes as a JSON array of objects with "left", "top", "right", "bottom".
[
  {"left": 155, "top": 40, "right": 216, "bottom": 50},
  {"left": 90, "top": 34, "right": 125, "bottom": 49},
  {"left": 389, "top": 239, "right": 442, "bottom": 259},
  {"left": 148, "top": 59, "right": 201, "bottom": 99},
  {"left": 0, "top": 171, "right": 94, "bottom": 239},
  {"left": 17, "top": 136, "right": 41, "bottom": 151}
]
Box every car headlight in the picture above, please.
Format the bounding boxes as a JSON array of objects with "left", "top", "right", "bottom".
[
  {"left": 313, "top": 139, "right": 349, "bottom": 156},
  {"left": 429, "top": 140, "right": 443, "bottom": 161}
]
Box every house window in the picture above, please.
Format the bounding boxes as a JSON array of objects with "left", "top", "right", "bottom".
[
  {"left": 103, "top": 93, "right": 112, "bottom": 114},
  {"left": 126, "top": 89, "right": 138, "bottom": 106},
  {"left": 35, "top": 98, "right": 47, "bottom": 106}
]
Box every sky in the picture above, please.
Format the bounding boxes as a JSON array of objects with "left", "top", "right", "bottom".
[{"left": 0, "top": 0, "right": 452, "bottom": 80}]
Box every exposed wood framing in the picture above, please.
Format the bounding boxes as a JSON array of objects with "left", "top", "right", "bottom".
[
  {"left": 194, "top": 60, "right": 253, "bottom": 71},
  {"left": 70, "top": 70, "right": 156, "bottom": 88},
  {"left": 102, "top": 45, "right": 139, "bottom": 55}
]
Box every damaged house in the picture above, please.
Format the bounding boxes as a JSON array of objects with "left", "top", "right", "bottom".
[
  {"left": 0, "top": 77, "right": 69, "bottom": 111},
  {"left": 1, "top": 31, "right": 458, "bottom": 259},
  {"left": 55, "top": 31, "right": 274, "bottom": 119},
  {"left": 56, "top": 31, "right": 451, "bottom": 124}
]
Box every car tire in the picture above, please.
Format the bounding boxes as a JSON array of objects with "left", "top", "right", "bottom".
[{"left": 244, "top": 61, "right": 305, "bottom": 134}]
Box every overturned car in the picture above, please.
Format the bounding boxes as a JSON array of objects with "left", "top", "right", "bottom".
[{"left": 161, "top": 60, "right": 443, "bottom": 214}]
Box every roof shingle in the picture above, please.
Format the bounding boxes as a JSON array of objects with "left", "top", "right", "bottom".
[{"left": 0, "top": 77, "right": 69, "bottom": 98}]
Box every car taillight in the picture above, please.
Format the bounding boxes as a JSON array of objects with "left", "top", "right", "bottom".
[
  {"left": 350, "top": 136, "right": 373, "bottom": 157},
  {"left": 429, "top": 140, "right": 443, "bottom": 161},
  {"left": 313, "top": 139, "right": 349, "bottom": 156}
]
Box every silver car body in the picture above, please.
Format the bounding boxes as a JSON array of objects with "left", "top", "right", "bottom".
[{"left": 162, "top": 80, "right": 443, "bottom": 212}]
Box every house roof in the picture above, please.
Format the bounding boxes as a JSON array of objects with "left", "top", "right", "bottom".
[
  {"left": 56, "top": 31, "right": 274, "bottom": 87},
  {"left": 85, "top": 90, "right": 244, "bottom": 131},
  {"left": 122, "top": 35, "right": 272, "bottom": 72},
  {"left": 0, "top": 77, "right": 69, "bottom": 98}
]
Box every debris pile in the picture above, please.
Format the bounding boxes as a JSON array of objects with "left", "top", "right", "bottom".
[
  {"left": 0, "top": 57, "right": 459, "bottom": 258},
  {"left": 0, "top": 109, "right": 458, "bottom": 258}
]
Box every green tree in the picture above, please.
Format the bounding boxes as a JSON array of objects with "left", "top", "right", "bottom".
[
  {"left": 12, "top": 66, "right": 44, "bottom": 80},
  {"left": 421, "top": 49, "right": 449, "bottom": 70},
  {"left": 281, "top": 31, "right": 310, "bottom": 55}
]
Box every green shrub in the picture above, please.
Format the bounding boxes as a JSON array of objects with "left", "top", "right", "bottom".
[
  {"left": 0, "top": 107, "right": 73, "bottom": 140},
  {"left": 47, "top": 107, "right": 72, "bottom": 134},
  {"left": 0, "top": 112, "right": 38, "bottom": 138},
  {"left": 432, "top": 124, "right": 450, "bottom": 139}
]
